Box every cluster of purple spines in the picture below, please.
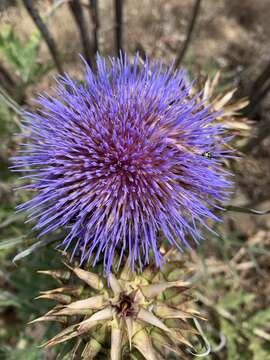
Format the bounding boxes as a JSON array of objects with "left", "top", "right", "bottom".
[{"left": 13, "top": 54, "right": 232, "bottom": 276}]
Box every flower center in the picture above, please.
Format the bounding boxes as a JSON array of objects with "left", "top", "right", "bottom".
[
  {"left": 115, "top": 293, "right": 134, "bottom": 317},
  {"left": 108, "top": 152, "right": 138, "bottom": 175}
]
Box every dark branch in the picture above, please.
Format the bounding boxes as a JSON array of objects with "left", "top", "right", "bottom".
[
  {"left": 244, "top": 59, "right": 270, "bottom": 116},
  {"left": 174, "top": 0, "right": 202, "bottom": 68},
  {"left": 241, "top": 116, "right": 270, "bottom": 153},
  {"left": 89, "top": 0, "right": 99, "bottom": 55},
  {"left": 245, "top": 80, "right": 270, "bottom": 117},
  {"left": 114, "top": 0, "right": 123, "bottom": 54},
  {"left": 69, "top": 0, "right": 93, "bottom": 67},
  {"left": 250, "top": 60, "right": 270, "bottom": 96},
  {"left": 0, "top": 62, "right": 15, "bottom": 89},
  {"left": 22, "top": 0, "right": 63, "bottom": 74}
]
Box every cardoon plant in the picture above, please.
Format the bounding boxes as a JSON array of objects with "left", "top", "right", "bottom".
[
  {"left": 13, "top": 54, "right": 232, "bottom": 278},
  {"left": 31, "top": 249, "right": 206, "bottom": 359}
]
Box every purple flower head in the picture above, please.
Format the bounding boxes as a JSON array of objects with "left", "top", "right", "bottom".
[{"left": 13, "top": 54, "right": 232, "bottom": 276}]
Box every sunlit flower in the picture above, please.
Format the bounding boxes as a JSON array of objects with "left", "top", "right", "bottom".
[{"left": 13, "top": 54, "right": 232, "bottom": 276}]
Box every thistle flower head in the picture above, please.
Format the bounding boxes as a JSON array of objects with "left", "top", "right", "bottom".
[
  {"left": 14, "top": 54, "right": 232, "bottom": 276},
  {"left": 31, "top": 251, "right": 205, "bottom": 359}
]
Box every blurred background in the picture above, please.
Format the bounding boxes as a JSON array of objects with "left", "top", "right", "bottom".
[{"left": 0, "top": 0, "right": 269, "bottom": 359}]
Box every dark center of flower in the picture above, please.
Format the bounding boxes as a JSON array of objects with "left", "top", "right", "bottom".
[{"left": 115, "top": 293, "right": 135, "bottom": 317}]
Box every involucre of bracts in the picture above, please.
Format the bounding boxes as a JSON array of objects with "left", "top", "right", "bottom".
[
  {"left": 13, "top": 54, "right": 233, "bottom": 277},
  {"left": 191, "top": 71, "right": 252, "bottom": 138},
  {"left": 31, "top": 252, "right": 206, "bottom": 359}
]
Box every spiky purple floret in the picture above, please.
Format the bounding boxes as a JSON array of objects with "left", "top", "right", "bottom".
[{"left": 13, "top": 54, "right": 232, "bottom": 276}]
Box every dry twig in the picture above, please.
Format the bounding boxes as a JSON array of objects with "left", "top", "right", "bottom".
[
  {"left": 114, "top": 0, "right": 123, "bottom": 54},
  {"left": 69, "top": 0, "right": 93, "bottom": 66},
  {"left": 22, "top": 0, "right": 63, "bottom": 74},
  {"left": 89, "top": 0, "right": 99, "bottom": 55},
  {"left": 174, "top": 0, "right": 202, "bottom": 68}
]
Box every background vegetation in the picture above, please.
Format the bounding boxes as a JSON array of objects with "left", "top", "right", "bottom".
[{"left": 0, "top": 1, "right": 270, "bottom": 359}]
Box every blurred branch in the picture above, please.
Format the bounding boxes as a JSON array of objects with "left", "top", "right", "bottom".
[
  {"left": 69, "top": 0, "right": 93, "bottom": 67},
  {"left": 225, "top": 204, "right": 270, "bottom": 215},
  {"left": 0, "top": 64, "right": 25, "bottom": 104},
  {"left": 0, "top": 63, "right": 17, "bottom": 100},
  {"left": 241, "top": 116, "right": 270, "bottom": 153},
  {"left": 89, "top": 0, "right": 99, "bottom": 55},
  {"left": 254, "top": 81, "right": 270, "bottom": 107},
  {"left": 174, "top": 0, "right": 202, "bottom": 68},
  {"left": 250, "top": 60, "right": 270, "bottom": 96},
  {"left": 244, "top": 81, "right": 270, "bottom": 117},
  {"left": 44, "top": 0, "right": 70, "bottom": 20},
  {"left": 114, "top": 0, "right": 123, "bottom": 54},
  {"left": 241, "top": 60, "right": 270, "bottom": 149},
  {"left": 0, "top": 84, "right": 23, "bottom": 116},
  {"left": 22, "top": 0, "right": 63, "bottom": 74},
  {"left": 0, "top": 63, "right": 15, "bottom": 90},
  {"left": 243, "top": 59, "right": 270, "bottom": 116},
  {"left": 0, "top": 84, "right": 23, "bottom": 128}
]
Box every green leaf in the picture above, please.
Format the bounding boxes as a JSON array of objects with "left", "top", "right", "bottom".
[
  {"left": 248, "top": 308, "right": 270, "bottom": 329},
  {"left": 0, "top": 291, "right": 21, "bottom": 309},
  {"left": 19, "top": 31, "right": 42, "bottom": 82},
  {"left": 0, "top": 25, "right": 50, "bottom": 85},
  {"left": 0, "top": 235, "right": 26, "bottom": 250},
  {"left": 225, "top": 205, "right": 270, "bottom": 215},
  {"left": 12, "top": 236, "right": 59, "bottom": 263},
  {"left": 220, "top": 319, "right": 241, "bottom": 360},
  {"left": 0, "top": 25, "right": 24, "bottom": 71},
  {"left": 219, "top": 289, "right": 255, "bottom": 311},
  {"left": 3, "top": 343, "right": 44, "bottom": 360},
  {"left": 249, "top": 337, "right": 270, "bottom": 360}
]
